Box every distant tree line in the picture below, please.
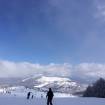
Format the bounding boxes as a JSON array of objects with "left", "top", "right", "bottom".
[{"left": 83, "top": 78, "right": 105, "bottom": 98}]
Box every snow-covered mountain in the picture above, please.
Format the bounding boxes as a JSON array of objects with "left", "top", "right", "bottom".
[{"left": 21, "top": 76, "right": 87, "bottom": 95}]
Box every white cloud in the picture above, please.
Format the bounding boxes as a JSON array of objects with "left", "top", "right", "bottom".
[
  {"left": 94, "top": 0, "right": 105, "bottom": 21},
  {"left": 72, "top": 63, "right": 105, "bottom": 82},
  {"left": 0, "top": 60, "right": 105, "bottom": 83},
  {"left": 0, "top": 60, "right": 71, "bottom": 78}
]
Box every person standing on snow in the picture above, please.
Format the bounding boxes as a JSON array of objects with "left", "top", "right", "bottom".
[
  {"left": 27, "top": 92, "right": 31, "bottom": 99},
  {"left": 46, "top": 88, "right": 54, "bottom": 105}
]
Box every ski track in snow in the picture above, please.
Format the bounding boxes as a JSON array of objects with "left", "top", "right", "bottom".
[{"left": 0, "top": 96, "right": 105, "bottom": 105}]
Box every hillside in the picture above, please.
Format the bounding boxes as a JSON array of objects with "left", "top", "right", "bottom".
[{"left": 21, "top": 76, "right": 87, "bottom": 95}]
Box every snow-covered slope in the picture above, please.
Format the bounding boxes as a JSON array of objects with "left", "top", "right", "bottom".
[
  {"left": 0, "top": 95, "right": 105, "bottom": 105},
  {"left": 34, "top": 76, "right": 72, "bottom": 88},
  {"left": 0, "top": 85, "right": 74, "bottom": 98},
  {"left": 22, "top": 76, "right": 87, "bottom": 94},
  {"left": 0, "top": 76, "right": 86, "bottom": 97}
]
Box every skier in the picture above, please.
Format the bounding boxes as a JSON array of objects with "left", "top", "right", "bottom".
[
  {"left": 27, "top": 92, "right": 31, "bottom": 99},
  {"left": 31, "top": 95, "right": 34, "bottom": 99},
  {"left": 41, "top": 94, "right": 43, "bottom": 98},
  {"left": 46, "top": 88, "right": 54, "bottom": 105}
]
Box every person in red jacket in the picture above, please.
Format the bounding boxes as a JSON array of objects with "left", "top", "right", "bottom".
[{"left": 46, "top": 88, "right": 54, "bottom": 105}]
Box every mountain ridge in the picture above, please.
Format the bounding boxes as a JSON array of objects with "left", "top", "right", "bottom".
[{"left": 21, "top": 76, "right": 87, "bottom": 95}]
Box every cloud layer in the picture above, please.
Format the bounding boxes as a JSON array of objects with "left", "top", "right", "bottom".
[
  {"left": 72, "top": 63, "right": 105, "bottom": 83},
  {"left": 0, "top": 60, "right": 105, "bottom": 83},
  {"left": 94, "top": 0, "right": 105, "bottom": 21},
  {"left": 0, "top": 60, "right": 71, "bottom": 78}
]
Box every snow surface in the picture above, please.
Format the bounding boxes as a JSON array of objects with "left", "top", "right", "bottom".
[
  {"left": 21, "top": 76, "right": 87, "bottom": 94},
  {"left": 0, "top": 95, "right": 105, "bottom": 105},
  {"left": 0, "top": 86, "right": 74, "bottom": 98},
  {"left": 36, "top": 76, "right": 71, "bottom": 82},
  {"left": 34, "top": 76, "right": 77, "bottom": 88}
]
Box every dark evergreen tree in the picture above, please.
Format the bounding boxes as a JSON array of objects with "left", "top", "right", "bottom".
[
  {"left": 83, "top": 85, "right": 93, "bottom": 97},
  {"left": 83, "top": 78, "right": 105, "bottom": 98}
]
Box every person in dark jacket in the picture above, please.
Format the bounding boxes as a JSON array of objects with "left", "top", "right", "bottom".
[
  {"left": 27, "top": 92, "right": 31, "bottom": 99},
  {"left": 31, "top": 95, "right": 34, "bottom": 99},
  {"left": 46, "top": 88, "right": 54, "bottom": 105}
]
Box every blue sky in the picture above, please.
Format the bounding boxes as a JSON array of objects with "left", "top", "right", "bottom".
[
  {"left": 0, "top": 0, "right": 105, "bottom": 64},
  {"left": 0, "top": 0, "right": 105, "bottom": 81}
]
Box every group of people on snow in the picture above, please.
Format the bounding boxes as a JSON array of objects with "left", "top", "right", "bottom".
[
  {"left": 27, "top": 88, "right": 54, "bottom": 105},
  {"left": 27, "top": 92, "right": 34, "bottom": 99}
]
